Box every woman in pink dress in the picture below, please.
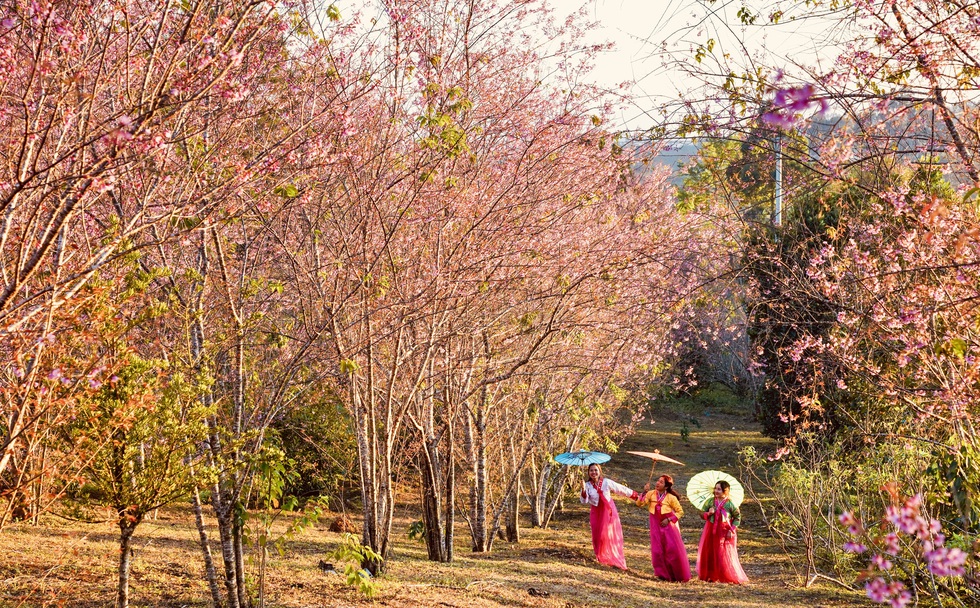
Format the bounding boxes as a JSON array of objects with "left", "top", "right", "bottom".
[
  {"left": 636, "top": 474, "right": 691, "bottom": 581},
  {"left": 696, "top": 480, "right": 749, "bottom": 584},
  {"left": 580, "top": 463, "right": 638, "bottom": 570}
]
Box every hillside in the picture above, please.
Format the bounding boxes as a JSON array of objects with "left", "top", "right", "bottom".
[{"left": 0, "top": 410, "right": 873, "bottom": 608}]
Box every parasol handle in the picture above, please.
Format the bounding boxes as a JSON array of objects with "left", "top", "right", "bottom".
[{"left": 646, "top": 461, "right": 657, "bottom": 489}]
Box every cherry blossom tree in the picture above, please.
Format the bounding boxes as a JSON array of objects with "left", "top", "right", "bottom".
[{"left": 0, "top": 0, "right": 300, "bottom": 515}]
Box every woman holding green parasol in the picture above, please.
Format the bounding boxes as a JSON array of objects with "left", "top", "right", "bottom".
[{"left": 689, "top": 471, "right": 749, "bottom": 584}]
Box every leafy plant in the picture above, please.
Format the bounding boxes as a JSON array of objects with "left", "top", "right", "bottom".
[
  {"left": 407, "top": 519, "right": 425, "bottom": 542},
  {"left": 245, "top": 445, "right": 327, "bottom": 608},
  {"left": 330, "top": 533, "right": 383, "bottom": 598}
]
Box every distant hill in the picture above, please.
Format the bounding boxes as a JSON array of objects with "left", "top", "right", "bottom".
[{"left": 630, "top": 138, "right": 701, "bottom": 185}]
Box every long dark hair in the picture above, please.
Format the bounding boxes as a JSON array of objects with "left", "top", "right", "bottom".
[{"left": 661, "top": 474, "right": 681, "bottom": 499}]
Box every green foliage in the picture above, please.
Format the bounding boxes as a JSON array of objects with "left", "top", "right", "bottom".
[
  {"left": 251, "top": 444, "right": 299, "bottom": 511},
  {"left": 676, "top": 139, "right": 741, "bottom": 214},
  {"left": 273, "top": 184, "right": 300, "bottom": 198},
  {"left": 658, "top": 384, "right": 749, "bottom": 423},
  {"left": 909, "top": 158, "right": 957, "bottom": 202},
  {"left": 339, "top": 358, "right": 360, "bottom": 375},
  {"left": 273, "top": 390, "right": 357, "bottom": 505},
  {"left": 694, "top": 38, "right": 715, "bottom": 63},
  {"left": 407, "top": 519, "right": 425, "bottom": 542},
  {"left": 69, "top": 353, "right": 212, "bottom": 520},
  {"left": 739, "top": 431, "right": 950, "bottom": 583},
  {"left": 330, "top": 533, "right": 383, "bottom": 598},
  {"left": 928, "top": 441, "right": 980, "bottom": 533},
  {"left": 679, "top": 421, "right": 691, "bottom": 443},
  {"left": 418, "top": 95, "right": 471, "bottom": 159},
  {"left": 245, "top": 443, "right": 330, "bottom": 607}
]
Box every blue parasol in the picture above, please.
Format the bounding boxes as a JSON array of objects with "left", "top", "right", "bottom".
[{"left": 554, "top": 450, "right": 611, "bottom": 467}]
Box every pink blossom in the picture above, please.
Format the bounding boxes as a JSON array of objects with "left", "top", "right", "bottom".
[
  {"left": 885, "top": 582, "right": 911, "bottom": 608},
  {"left": 865, "top": 579, "right": 911, "bottom": 607},
  {"left": 882, "top": 532, "right": 900, "bottom": 554},
  {"left": 924, "top": 546, "right": 967, "bottom": 577},
  {"left": 865, "top": 578, "right": 889, "bottom": 602},
  {"left": 763, "top": 83, "right": 828, "bottom": 129}
]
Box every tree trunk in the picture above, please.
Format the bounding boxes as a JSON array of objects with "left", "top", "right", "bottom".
[
  {"left": 211, "top": 486, "right": 241, "bottom": 608},
  {"left": 470, "top": 399, "right": 490, "bottom": 552},
  {"left": 504, "top": 493, "right": 519, "bottom": 543},
  {"left": 504, "top": 430, "right": 520, "bottom": 543},
  {"left": 541, "top": 466, "right": 571, "bottom": 529},
  {"left": 116, "top": 515, "right": 141, "bottom": 608},
  {"left": 258, "top": 542, "right": 267, "bottom": 608},
  {"left": 234, "top": 516, "right": 248, "bottom": 608},
  {"left": 192, "top": 486, "right": 224, "bottom": 608},
  {"left": 445, "top": 422, "right": 455, "bottom": 562},
  {"left": 419, "top": 437, "right": 448, "bottom": 562},
  {"left": 190, "top": 234, "right": 237, "bottom": 608}
]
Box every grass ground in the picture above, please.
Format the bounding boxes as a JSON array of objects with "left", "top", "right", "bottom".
[{"left": 0, "top": 406, "right": 872, "bottom": 607}]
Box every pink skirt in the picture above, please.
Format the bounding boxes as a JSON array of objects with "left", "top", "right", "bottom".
[
  {"left": 649, "top": 513, "right": 691, "bottom": 581},
  {"left": 590, "top": 493, "right": 628, "bottom": 570}
]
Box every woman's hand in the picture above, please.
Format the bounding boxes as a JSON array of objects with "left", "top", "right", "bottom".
[
  {"left": 660, "top": 518, "right": 669, "bottom": 528},
  {"left": 708, "top": 507, "right": 716, "bottom": 516},
  {"left": 725, "top": 530, "right": 734, "bottom": 540}
]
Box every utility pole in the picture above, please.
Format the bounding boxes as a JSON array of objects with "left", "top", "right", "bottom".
[{"left": 774, "top": 132, "right": 782, "bottom": 227}]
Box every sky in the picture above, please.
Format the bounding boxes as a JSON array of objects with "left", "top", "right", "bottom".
[
  {"left": 329, "top": 0, "right": 855, "bottom": 130},
  {"left": 547, "top": 0, "right": 852, "bottom": 128}
]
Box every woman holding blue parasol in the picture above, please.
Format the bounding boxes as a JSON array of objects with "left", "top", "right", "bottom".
[{"left": 555, "top": 450, "right": 638, "bottom": 570}]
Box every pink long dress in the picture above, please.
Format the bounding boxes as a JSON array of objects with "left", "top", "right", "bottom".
[
  {"left": 581, "top": 478, "right": 634, "bottom": 570},
  {"left": 696, "top": 498, "right": 749, "bottom": 584},
  {"left": 648, "top": 494, "right": 692, "bottom": 581}
]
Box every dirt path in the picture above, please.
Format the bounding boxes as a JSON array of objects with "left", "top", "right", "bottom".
[{"left": 0, "top": 410, "right": 872, "bottom": 607}]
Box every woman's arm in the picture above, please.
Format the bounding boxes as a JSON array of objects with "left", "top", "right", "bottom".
[
  {"left": 605, "top": 479, "right": 639, "bottom": 500},
  {"left": 580, "top": 483, "right": 598, "bottom": 506},
  {"left": 668, "top": 495, "right": 683, "bottom": 520},
  {"left": 700, "top": 497, "right": 713, "bottom": 520},
  {"left": 728, "top": 501, "right": 741, "bottom": 528}
]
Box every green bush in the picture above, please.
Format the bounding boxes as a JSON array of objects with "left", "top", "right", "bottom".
[
  {"left": 740, "top": 433, "right": 939, "bottom": 585},
  {"left": 273, "top": 388, "right": 358, "bottom": 508}
]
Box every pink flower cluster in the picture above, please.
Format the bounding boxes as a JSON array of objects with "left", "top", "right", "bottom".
[
  {"left": 840, "top": 494, "right": 969, "bottom": 608},
  {"left": 865, "top": 579, "right": 911, "bottom": 607},
  {"left": 762, "top": 84, "right": 829, "bottom": 129}
]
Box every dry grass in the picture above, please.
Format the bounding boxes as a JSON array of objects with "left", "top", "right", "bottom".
[{"left": 0, "top": 410, "right": 872, "bottom": 607}]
